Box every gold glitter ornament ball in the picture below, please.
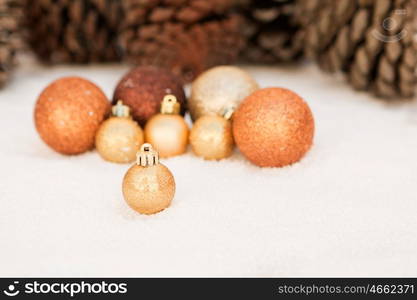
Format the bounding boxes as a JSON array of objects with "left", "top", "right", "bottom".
[
  {"left": 190, "top": 111, "right": 234, "bottom": 160},
  {"left": 96, "top": 101, "right": 144, "bottom": 163},
  {"left": 145, "top": 95, "right": 189, "bottom": 158},
  {"left": 123, "top": 144, "right": 175, "bottom": 215},
  {"left": 35, "top": 77, "right": 110, "bottom": 155},
  {"left": 189, "top": 66, "right": 259, "bottom": 121},
  {"left": 233, "top": 88, "right": 315, "bottom": 168}
]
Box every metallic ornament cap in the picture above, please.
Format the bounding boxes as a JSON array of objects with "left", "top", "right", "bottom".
[
  {"left": 112, "top": 100, "right": 131, "bottom": 118},
  {"left": 221, "top": 106, "right": 235, "bottom": 120},
  {"left": 161, "top": 95, "right": 180, "bottom": 115},
  {"left": 136, "top": 143, "right": 159, "bottom": 167}
]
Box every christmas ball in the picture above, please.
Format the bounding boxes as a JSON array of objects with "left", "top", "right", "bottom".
[
  {"left": 96, "top": 101, "right": 144, "bottom": 163},
  {"left": 35, "top": 77, "right": 110, "bottom": 155},
  {"left": 189, "top": 66, "right": 259, "bottom": 121},
  {"left": 233, "top": 88, "right": 314, "bottom": 167},
  {"left": 145, "top": 114, "right": 189, "bottom": 158},
  {"left": 145, "top": 95, "right": 189, "bottom": 158},
  {"left": 123, "top": 144, "right": 175, "bottom": 215},
  {"left": 190, "top": 115, "right": 234, "bottom": 160},
  {"left": 113, "top": 66, "right": 186, "bottom": 126}
]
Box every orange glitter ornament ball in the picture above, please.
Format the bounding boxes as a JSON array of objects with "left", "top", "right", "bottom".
[
  {"left": 34, "top": 77, "right": 110, "bottom": 155},
  {"left": 233, "top": 87, "right": 315, "bottom": 167}
]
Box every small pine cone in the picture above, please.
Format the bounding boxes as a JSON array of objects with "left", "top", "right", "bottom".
[
  {"left": 297, "top": 0, "right": 417, "bottom": 99},
  {"left": 240, "top": 0, "right": 304, "bottom": 63},
  {"left": 24, "top": 0, "right": 123, "bottom": 64},
  {"left": 0, "top": 0, "right": 23, "bottom": 88},
  {"left": 118, "top": 0, "right": 245, "bottom": 83}
]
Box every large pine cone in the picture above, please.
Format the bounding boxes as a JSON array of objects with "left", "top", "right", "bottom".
[
  {"left": 24, "top": 0, "right": 123, "bottom": 63},
  {"left": 118, "top": 0, "right": 245, "bottom": 83},
  {"left": 0, "top": 0, "right": 22, "bottom": 87},
  {"left": 240, "top": 0, "right": 304, "bottom": 63},
  {"left": 297, "top": 0, "right": 417, "bottom": 98}
]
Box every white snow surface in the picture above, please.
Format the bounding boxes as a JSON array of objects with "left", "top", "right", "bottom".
[{"left": 0, "top": 58, "right": 416, "bottom": 277}]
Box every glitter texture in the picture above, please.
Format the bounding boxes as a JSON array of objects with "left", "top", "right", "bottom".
[
  {"left": 122, "top": 163, "right": 175, "bottom": 215},
  {"left": 34, "top": 77, "right": 110, "bottom": 155},
  {"left": 233, "top": 87, "right": 315, "bottom": 167},
  {"left": 113, "top": 66, "right": 186, "bottom": 126},
  {"left": 95, "top": 117, "right": 144, "bottom": 163}
]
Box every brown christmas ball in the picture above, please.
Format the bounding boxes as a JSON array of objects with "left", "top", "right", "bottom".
[
  {"left": 233, "top": 88, "right": 314, "bottom": 167},
  {"left": 113, "top": 66, "right": 186, "bottom": 126},
  {"left": 35, "top": 77, "right": 110, "bottom": 155}
]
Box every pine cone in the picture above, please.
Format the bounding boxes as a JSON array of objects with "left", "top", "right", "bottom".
[
  {"left": 240, "top": 0, "right": 304, "bottom": 63},
  {"left": 24, "top": 0, "right": 123, "bottom": 64},
  {"left": 118, "top": 0, "right": 245, "bottom": 83},
  {"left": 0, "top": 0, "right": 23, "bottom": 87},
  {"left": 297, "top": 0, "right": 417, "bottom": 98}
]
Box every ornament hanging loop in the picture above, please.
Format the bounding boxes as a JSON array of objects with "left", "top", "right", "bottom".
[
  {"left": 161, "top": 94, "right": 180, "bottom": 115},
  {"left": 112, "top": 100, "right": 131, "bottom": 118},
  {"left": 137, "top": 143, "right": 159, "bottom": 167}
]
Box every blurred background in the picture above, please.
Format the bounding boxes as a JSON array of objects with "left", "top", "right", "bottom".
[{"left": 1, "top": 0, "right": 416, "bottom": 99}]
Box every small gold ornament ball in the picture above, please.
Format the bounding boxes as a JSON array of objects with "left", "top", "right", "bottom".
[
  {"left": 189, "top": 115, "right": 234, "bottom": 160},
  {"left": 95, "top": 117, "right": 144, "bottom": 163},
  {"left": 233, "top": 87, "right": 315, "bottom": 167},
  {"left": 123, "top": 144, "right": 175, "bottom": 215},
  {"left": 34, "top": 77, "right": 110, "bottom": 155},
  {"left": 189, "top": 66, "right": 259, "bottom": 121},
  {"left": 145, "top": 114, "right": 189, "bottom": 158},
  {"left": 144, "top": 95, "right": 189, "bottom": 158}
]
